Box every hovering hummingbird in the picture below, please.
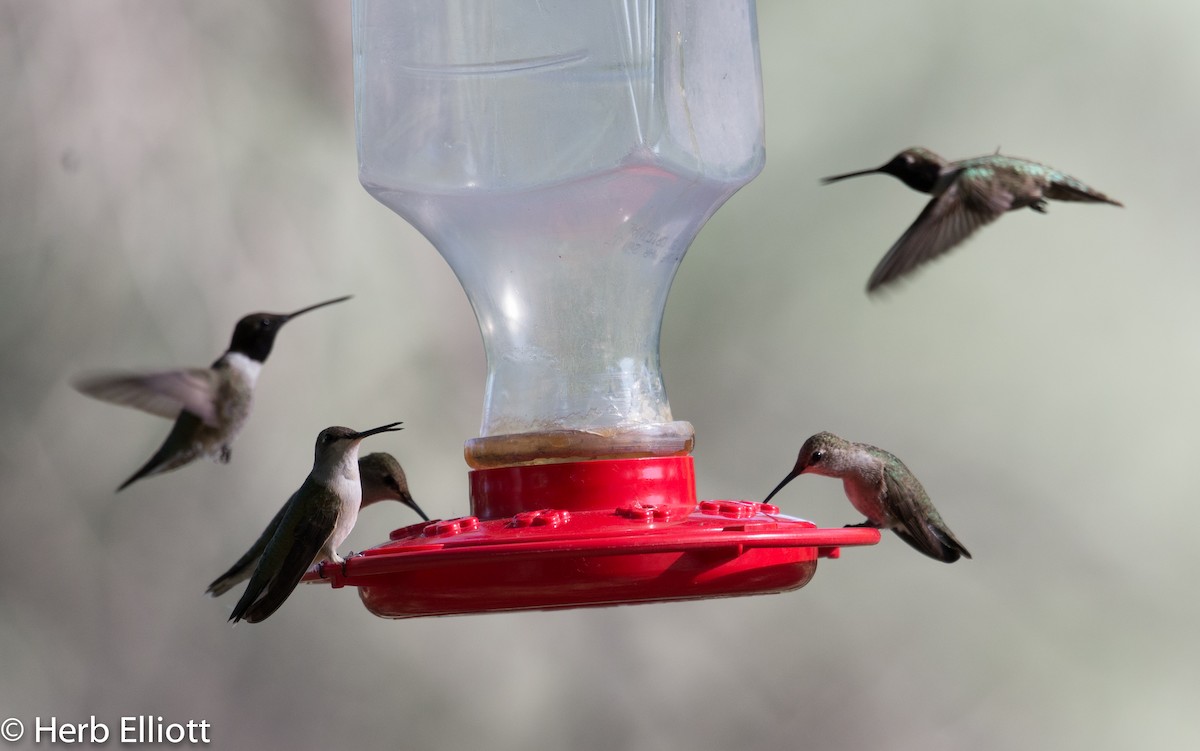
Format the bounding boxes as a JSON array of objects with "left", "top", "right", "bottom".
[
  {"left": 228, "top": 422, "right": 404, "bottom": 624},
  {"left": 205, "top": 451, "right": 428, "bottom": 598},
  {"left": 73, "top": 295, "right": 351, "bottom": 491},
  {"left": 764, "top": 431, "right": 971, "bottom": 563},
  {"left": 822, "top": 147, "right": 1123, "bottom": 292}
]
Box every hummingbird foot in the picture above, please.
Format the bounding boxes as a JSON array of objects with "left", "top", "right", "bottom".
[
  {"left": 219, "top": 445, "right": 232, "bottom": 463},
  {"left": 316, "top": 559, "right": 348, "bottom": 581},
  {"left": 844, "top": 520, "right": 881, "bottom": 529},
  {"left": 1030, "top": 199, "right": 1048, "bottom": 214}
]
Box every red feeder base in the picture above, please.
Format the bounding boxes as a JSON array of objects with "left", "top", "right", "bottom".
[{"left": 303, "top": 456, "right": 878, "bottom": 618}]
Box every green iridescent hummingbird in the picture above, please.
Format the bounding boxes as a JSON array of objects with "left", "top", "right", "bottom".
[
  {"left": 822, "top": 147, "right": 1123, "bottom": 293},
  {"left": 764, "top": 431, "right": 971, "bottom": 563},
  {"left": 206, "top": 451, "right": 429, "bottom": 598},
  {"left": 228, "top": 421, "right": 404, "bottom": 624}
]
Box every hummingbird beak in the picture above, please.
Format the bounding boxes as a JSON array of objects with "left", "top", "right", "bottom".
[
  {"left": 350, "top": 421, "right": 404, "bottom": 440},
  {"left": 820, "top": 167, "right": 882, "bottom": 184},
  {"left": 283, "top": 295, "right": 352, "bottom": 322},
  {"left": 763, "top": 467, "right": 802, "bottom": 504},
  {"left": 403, "top": 493, "right": 431, "bottom": 522}
]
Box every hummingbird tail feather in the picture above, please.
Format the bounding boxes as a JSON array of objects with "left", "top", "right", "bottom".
[
  {"left": 892, "top": 527, "right": 970, "bottom": 563},
  {"left": 241, "top": 567, "right": 310, "bottom": 624},
  {"left": 935, "top": 527, "right": 972, "bottom": 561},
  {"left": 206, "top": 574, "right": 240, "bottom": 598},
  {"left": 1045, "top": 181, "right": 1122, "bottom": 207},
  {"left": 116, "top": 453, "right": 169, "bottom": 492},
  {"left": 207, "top": 553, "right": 260, "bottom": 597}
]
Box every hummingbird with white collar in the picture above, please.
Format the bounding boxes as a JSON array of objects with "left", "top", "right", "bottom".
[
  {"left": 822, "top": 147, "right": 1122, "bottom": 292},
  {"left": 228, "top": 422, "right": 404, "bottom": 624},
  {"left": 764, "top": 431, "right": 971, "bottom": 563},
  {"left": 73, "top": 295, "right": 351, "bottom": 491}
]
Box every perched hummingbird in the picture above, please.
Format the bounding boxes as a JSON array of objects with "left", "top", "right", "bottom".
[
  {"left": 764, "top": 431, "right": 971, "bottom": 563},
  {"left": 822, "top": 147, "right": 1123, "bottom": 292},
  {"left": 228, "top": 422, "right": 404, "bottom": 624},
  {"left": 206, "top": 451, "right": 428, "bottom": 598},
  {"left": 73, "top": 295, "right": 351, "bottom": 491}
]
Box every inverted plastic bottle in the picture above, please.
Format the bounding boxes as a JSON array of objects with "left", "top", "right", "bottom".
[{"left": 354, "top": 0, "right": 764, "bottom": 468}]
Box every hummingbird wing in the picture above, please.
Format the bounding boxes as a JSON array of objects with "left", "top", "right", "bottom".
[
  {"left": 866, "top": 176, "right": 1012, "bottom": 293},
  {"left": 73, "top": 368, "right": 220, "bottom": 426},
  {"left": 206, "top": 502, "right": 289, "bottom": 597},
  {"left": 881, "top": 465, "right": 971, "bottom": 563},
  {"left": 229, "top": 481, "right": 339, "bottom": 624}
]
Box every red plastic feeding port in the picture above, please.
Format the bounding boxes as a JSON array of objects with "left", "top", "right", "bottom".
[{"left": 302, "top": 457, "right": 878, "bottom": 618}]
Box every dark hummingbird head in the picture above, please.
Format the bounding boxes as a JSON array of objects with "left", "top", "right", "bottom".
[
  {"left": 762, "top": 431, "right": 853, "bottom": 504},
  {"left": 227, "top": 295, "right": 352, "bottom": 363},
  {"left": 358, "top": 451, "right": 430, "bottom": 520},
  {"left": 313, "top": 422, "right": 404, "bottom": 464},
  {"left": 822, "top": 147, "right": 947, "bottom": 194}
]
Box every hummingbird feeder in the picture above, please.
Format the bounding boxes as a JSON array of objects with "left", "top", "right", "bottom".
[{"left": 303, "top": 0, "right": 878, "bottom": 617}]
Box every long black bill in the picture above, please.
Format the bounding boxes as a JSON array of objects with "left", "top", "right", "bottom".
[
  {"left": 352, "top": 421, "right": 404, "bottom": 440},
  {"left": 820, "top": 167, "right": 882, "bottom": 185},
  {"left": 763, "top": 468, "right": 802, "bottom": 504},
  {"left": 402, "top": 493, "right": 431, "bottom": 522},
  {"left": 284, "top": 294, "right": 352, "bottom": 321}
]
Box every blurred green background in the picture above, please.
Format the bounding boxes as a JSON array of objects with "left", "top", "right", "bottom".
[{"left": 2, "top": 1, "right": 1196, "bottom": 749}]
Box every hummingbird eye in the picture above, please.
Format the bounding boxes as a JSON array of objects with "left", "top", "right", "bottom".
[{"left": 810, "top": 449, "right": 825, "bottom": 464}]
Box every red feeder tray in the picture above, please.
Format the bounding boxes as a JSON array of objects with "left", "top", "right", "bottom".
[{"left": 302, "top": 456, "right": 879, "bottom": 618}]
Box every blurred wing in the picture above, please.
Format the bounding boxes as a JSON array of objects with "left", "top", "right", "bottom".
[
  {"left": 867, "top": 178, "right": 1011, "bottom": 293},
  {"left": 73, "top": 368, "right": 218, "bottom": 426}
]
